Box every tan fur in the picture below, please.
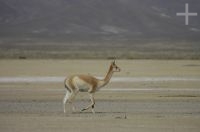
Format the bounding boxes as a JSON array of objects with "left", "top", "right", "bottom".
[
  {"left": 66, "top": 76, "right": 76, "bottom": 91},
  {"left": 78, "top": 75, "right": 98, "bottom": 93}
]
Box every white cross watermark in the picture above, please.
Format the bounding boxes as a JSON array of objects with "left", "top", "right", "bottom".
[{"left": 176, "top": 3, "right": 198, "bottom": 25}]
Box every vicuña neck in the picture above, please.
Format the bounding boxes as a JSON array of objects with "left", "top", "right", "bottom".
[{"left": 98, "top": 65, "right": 113, "bottom": 88}]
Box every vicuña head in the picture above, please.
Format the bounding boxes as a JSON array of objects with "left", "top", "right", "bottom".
[
  {"left": 63, "top": 60, "right": 120, "bottom": 114},
  {"left": 110, "top": 60, "right": 121, "bottom": 72}
]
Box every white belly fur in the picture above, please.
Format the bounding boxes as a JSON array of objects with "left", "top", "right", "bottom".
[{"left": 73, "top": 76, "right": 92, "bottom": 92}]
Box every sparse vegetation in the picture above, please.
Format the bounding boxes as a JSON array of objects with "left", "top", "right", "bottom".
[{"left": 0, "top": 39, "right": 200, "bottom": 59}]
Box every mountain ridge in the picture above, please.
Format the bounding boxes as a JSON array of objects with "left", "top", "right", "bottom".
[
  {"left": 0, "top": 0, "right": 199, "bottom": 39},
  {"left": 0, "top": 0, "right": 200, "bottom": 59}
]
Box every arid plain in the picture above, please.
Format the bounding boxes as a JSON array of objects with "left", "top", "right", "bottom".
[{"left": 0, "top": 59, "right": 200, "bottom": 132}]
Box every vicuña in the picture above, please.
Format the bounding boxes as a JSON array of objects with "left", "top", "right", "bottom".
[{"left": 63, "top": 60, "right": 121, "bottom": 113}]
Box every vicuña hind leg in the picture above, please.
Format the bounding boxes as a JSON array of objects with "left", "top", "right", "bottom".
[
  {"left": 68, "top": 90, "right": 79, "bottom": 113},
  {"left": 63, "top": 90, "right": 69, "bottom": 113}
]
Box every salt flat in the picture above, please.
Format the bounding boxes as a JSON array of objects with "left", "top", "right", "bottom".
[
  {"left": 0, "top": 76, "right": 200, "bottom": 83},
  {"left": 0, "top": 60, "right": 200, "bottom": 132}
]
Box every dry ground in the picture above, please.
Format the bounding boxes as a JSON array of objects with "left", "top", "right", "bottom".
[{"left": 0, "top": 60, "right": 200, "bottom": 132}]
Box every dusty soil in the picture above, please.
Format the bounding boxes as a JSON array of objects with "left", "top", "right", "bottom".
[
  {"left": 0, "top": 86, "right": 200, "bottom": 132},
  {"left": 0, "top": 96, "right": 200, "bottom": 132},
  {"left": 0, "top": 60, "right": 200, "bottom": 132}
]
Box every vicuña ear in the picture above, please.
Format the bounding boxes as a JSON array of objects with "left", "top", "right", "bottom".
[
  {"left": 111, "top": 60, "right": 115, "bottom": 65},
  {"left": 113, "top": 58, "right": 116, "bottom": 64}
]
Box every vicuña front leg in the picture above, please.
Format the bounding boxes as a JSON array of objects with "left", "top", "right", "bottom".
[{"left": 81, "top": 93, "right": 95, "bottom": 114}]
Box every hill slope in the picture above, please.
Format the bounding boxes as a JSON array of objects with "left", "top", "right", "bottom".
[{"left": 0, "top": 0, "right": 200, "bottom": 59}]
